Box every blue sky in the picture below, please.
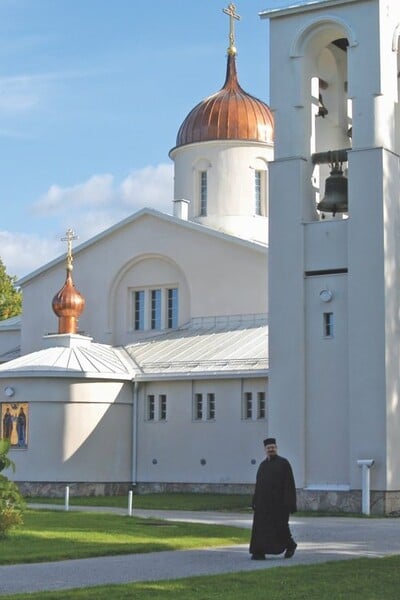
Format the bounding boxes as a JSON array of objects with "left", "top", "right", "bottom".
[{"left": 0, "top": 0, "right": 294, "bottom": 278}]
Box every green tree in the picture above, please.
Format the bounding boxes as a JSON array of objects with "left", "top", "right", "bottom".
[
  {"left": 0, "top": 438, "right": 25, "bottom": 538},
  {"left": 0, "top": 258, "right": 22, "bottom": 321}
]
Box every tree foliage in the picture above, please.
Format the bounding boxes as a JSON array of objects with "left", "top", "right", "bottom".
[
  {"left": 0, "top": 438, "right": 25, "bottom": 538},
  {"left": 0, "top": 258, "right": 22, "bottom": 321}
]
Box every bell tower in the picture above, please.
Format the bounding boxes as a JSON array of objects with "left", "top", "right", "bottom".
[{"left": 262, "top": 0, "right": 400, "bottom": 513}]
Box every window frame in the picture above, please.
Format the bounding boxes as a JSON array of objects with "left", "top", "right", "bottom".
[
  {"left": 159, "top": 394, "right": 167, "bottom": 421},
  {"left": 146, "top": 394, "right": 155, "bottom": 421},
  {"left": 200, "top": 171, "right": 207, "bottom": 216},
  {"left": 134, "top": 290, "right": 145, "bottom": 331},
  {"left": 131, "top": 286, "right": 179, "bottom": 332},
  {"left": 257, "top": 391, "right": 266, "bottom": 419},
  {"left": 323, "top": 312, "right": 334, "bottom": 338},
  {"left": 243, "top": 391, "right": 253, "bottom": 420}
]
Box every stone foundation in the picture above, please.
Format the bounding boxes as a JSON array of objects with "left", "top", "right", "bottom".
[
  {"left": 133, "top": 482, "right": 255, "bottom": 495},
  {"left": 17, "top": 481, "right": 132, "bottom": 498},
  {"left": 297, "top": 488, "right": 400, "bottom": 516},
  {"left": 16, "top": 481, "right": 400, "bottom": 515}
]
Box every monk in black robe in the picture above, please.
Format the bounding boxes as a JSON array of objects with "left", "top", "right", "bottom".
[{"left": 249, "top": 437, "right": 297, "bottom": 560}]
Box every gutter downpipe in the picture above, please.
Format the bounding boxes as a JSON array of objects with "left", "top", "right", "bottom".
[{"left": 131, "top": 380, "right": 140, "bottom": 488}]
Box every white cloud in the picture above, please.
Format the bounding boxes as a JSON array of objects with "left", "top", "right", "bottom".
[
  {"left": 121, "top": 164, "right": 174, "bottom": 210},
  {"left": 0, "top": 69, "right": 108, "bottom": 118},
  {"left": 2, "top": 163, "right": 174, "bottom": 279},
  {"left": 0, "top": 231, "right": 61, "bottom": 280},
  {"left": 33, "top": 174, "right": 116, "bottom": 214},
  {"left": 32, "top": 163, "right": 173, "bottom": 222}
]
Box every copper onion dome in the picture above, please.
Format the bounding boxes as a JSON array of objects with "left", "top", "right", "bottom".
[
  {"left": 175, "top": 52, "right": 274, "bottom": 148},
  {"left": 52, "top": 229, "right": 85, "bottom": 334}
]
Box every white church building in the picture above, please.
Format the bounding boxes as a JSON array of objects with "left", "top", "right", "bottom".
[{"left": 1, "top": 0, "right": 400, "bottom": 515}]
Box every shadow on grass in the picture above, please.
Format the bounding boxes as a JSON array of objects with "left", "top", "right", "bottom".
[{"left": 0, "top": 510, "right": 249, "bottom": 565}]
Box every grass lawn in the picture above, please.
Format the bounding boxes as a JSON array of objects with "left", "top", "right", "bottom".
[
  {"left": 1, "top": 556, "right": 400, "bottom": 600},
  {"left": 26, "top": 492, "right": 253, "bottom": 512},
  {"left": 1, "top": 497, "right": 399, "bottom": 599},
  {"left": 0, "top": 509, "right": 249, "bottom": 565},
  {"left": 26, "top": 492, "right": 365, "bottom": 517}
]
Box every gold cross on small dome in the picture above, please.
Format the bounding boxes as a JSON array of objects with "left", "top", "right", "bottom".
[{"left": 61, "top": 228, "right": 78, "bottom": 271}]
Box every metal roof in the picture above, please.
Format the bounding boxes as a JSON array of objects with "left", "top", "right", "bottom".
[
  {"left": 0, "top": 346, "right": 21, "bottom": 363},
  {"left": 125, "top": 321, "right": 268, "bottom": 380},
  {"left": 175, "top": 53, "right": 274, "bottom": 148},
  {"left": 0, "top": 318, "right": 268, "bottom": 382},
  {"left": 0, "top": 343, "right": 137, "bottom": 380},
  {"left": 259, "top": 0, "right": 354, "bottom": 19}
]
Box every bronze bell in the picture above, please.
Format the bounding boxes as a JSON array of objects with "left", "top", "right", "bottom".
[{"left": 317, "top": 162, "right": 348, "bottom": 217}]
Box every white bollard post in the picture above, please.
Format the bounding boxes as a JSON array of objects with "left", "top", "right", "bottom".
[
  {"left": 357, "top": 460, "right": 375, "bottom": 515},
  {"left": 65, "top": 485, "right": 70, "bottom": 512},
  {"left": 128, "top": 490, "right": 133, "bottom": 517}
]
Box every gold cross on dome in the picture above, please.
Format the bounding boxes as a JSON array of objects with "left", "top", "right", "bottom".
[
  {"left": 223, "top": 3, "right": 241, "bottom": 55},
  {"left": 61, "top": 228, "right": 78, "bottom": 270}
]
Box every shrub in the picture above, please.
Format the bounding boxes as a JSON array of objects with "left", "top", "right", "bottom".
[{"left": 0, "top": 438, "right": 25, "bottom": 538}]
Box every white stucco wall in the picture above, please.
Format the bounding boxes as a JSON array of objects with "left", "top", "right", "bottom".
[
  {"left": 265, "top": 0, "right": 400, "bottom": 497},
  {"left": 3, "top": 377, "right": 132, "bottom": 482},
  {"left": 305, "top": 273, "right": 349, "bottom": 486},
  {"left": 170, "top": 140, "right": 272, "bottom": 243},
  {"left": 19, "top": 213, "right": 267, "bottom": 353},
  {"left": 136, "top": 378, "right": 268, "bottom": 485},
  {"left": 0, "top": 329, "right": 20, "bottom": 360}
]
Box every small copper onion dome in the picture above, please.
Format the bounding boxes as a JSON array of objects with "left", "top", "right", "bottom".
[
  {"left": 52, "top": 231, "right": 85, "bottom": 334},
  {"left": 175, "top": 53, "right": 274, "bottom": 148},
  {"left": 52, "top": 268, "right": 85, "bottom": 334}
]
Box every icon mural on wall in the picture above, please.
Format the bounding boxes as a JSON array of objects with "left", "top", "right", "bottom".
[{"left": 1, "top": 403, "right": 28, "bottom": 448}]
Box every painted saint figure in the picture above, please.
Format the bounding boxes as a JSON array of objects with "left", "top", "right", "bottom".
[
  {"left": 16, "top": 407, "right": 27, "bottom": 447},
  {"left": 2, "top": 408, "right": 13, "bottom": 440}
]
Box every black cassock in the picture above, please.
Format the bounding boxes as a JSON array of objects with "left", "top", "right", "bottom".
[{"left": 249, "top": 455, "right": 297, "bottom": 555}]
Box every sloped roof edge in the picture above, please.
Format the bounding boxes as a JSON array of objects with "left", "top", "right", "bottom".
[
  {"left": 17, "top": 208, "right": 267, "bottom": 287},
  {"left": 0, "top": 316, "right": 21, "bottom": 330},
  {"left": 0, "top": 343, "right": 139, "bottom": 380},
  {"left": 259, "top": 0, "right": 354, "bottom": 19}
]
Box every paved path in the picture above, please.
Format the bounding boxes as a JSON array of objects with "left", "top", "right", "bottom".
[{"left": 0, "top": 506, "right": 399, "bottom": 595}]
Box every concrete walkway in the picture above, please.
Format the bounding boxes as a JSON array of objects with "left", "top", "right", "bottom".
[{"left": 0, "top": 506, "right": 399, "bottom": 596}]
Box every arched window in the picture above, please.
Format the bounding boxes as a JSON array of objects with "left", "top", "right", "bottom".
[
  {"left": 193, "top": 158, "right": 211, "bottom": 217},
  {"left": 200, "top": 170, "right": 207, "bottom": 216},
  {"left": 252, "top": 158, "right": 268, "bottom": 216}
]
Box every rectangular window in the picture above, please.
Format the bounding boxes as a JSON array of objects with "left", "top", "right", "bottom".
[
  {"left": 146, "top": 395, "right": 155, "bottom": 421},
  {"left": 244, "top": 392, "right": 253, "bottom": 419},
  {"left": 167, "top": 288, "right": 178, "bottom": 329},
  {"left": 159, "top": 394, "right": 167, "bottom": 421},
  {"left": 200, "top": 171, "right": 207, "bottom": 216},
  {"left": 151, "top": 289, "right": 162, "bottom": 330},
  {"left": 323, "top": 312, "right": 334, "bottom": 338},
  {"left": 134, "top": 290, "right": 145, "bottom": 331},
  {"left": 194, "top": 393, "right": 203, "bottom": 420},
  {"left": 255, "top": 170, "right": 262, "bottom": 215},
  {"left": 207, "top": 393, "right": 215, "bottom": 420},
  {"left": 257, "top": 392, "right": 266, "bottom": 419}
]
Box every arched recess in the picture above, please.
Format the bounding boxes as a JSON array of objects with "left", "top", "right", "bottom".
[
  {"left": 108, "top": 254, "right": 191, "bottom": 346},
  {"left": 290, "top": 16, "right": 357, "bottom": 58},
  {"left": 291, "top": 16, "right": 354, "bottom": 220}
]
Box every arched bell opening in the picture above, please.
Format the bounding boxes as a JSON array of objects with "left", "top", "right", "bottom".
[{"left": 309, "top": 37, "right": 351, "bottom": 221}]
